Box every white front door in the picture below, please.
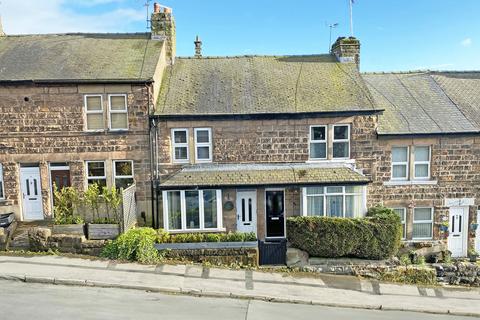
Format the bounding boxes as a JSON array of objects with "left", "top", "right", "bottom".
[
  {"left": 236, "top": 191, "right": 257, "bottom": 234},
  {"left": 476, "top": 210, "right": 480, "bottom": 253},
  {"left": 448, "top": 206, "right": 468, "bottom": 257},
  {"left": 20, "top": 167, "right": 44, "bottom": 221}
]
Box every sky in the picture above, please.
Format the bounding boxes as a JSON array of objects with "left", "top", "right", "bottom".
[{"left": 1, "top": 0, "right": 479, "bottom": 72}]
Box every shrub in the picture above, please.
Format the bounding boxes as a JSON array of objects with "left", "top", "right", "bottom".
[
  {"left": 101, "top": 228, "right": 160, "bottom": 264},
  {"left": 380, "top": 266, "right": 437, "bottom": 285},
  {"left": 53, "top": 185, "right": 84, "bottom": 225},
  {"left": 155, "top": 230, "right": 257, "bottom": 244},
  {"left": 286, "top": 206, "right": 402, "bottom": 260}
]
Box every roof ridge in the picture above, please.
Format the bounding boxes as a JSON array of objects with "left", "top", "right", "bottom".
[
  {"left": 3, "top": 32, "right": 151, "bottom": 38},
  {"left": 176, "top": 54, "right": 333, "bottom": 60}
]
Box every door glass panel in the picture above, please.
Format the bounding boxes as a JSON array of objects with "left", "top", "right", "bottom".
[
  {"left": 26, "top": 179, "right": 30, "bottom": 196},
  {"left": 33, "top": 179, "right": 38, "bottom": 195},
  {"left": 459, "top": 215, "right": 462, "bottom": 232},
  {"left": 451, "top": 216, "right": 455, "bottom": 233},
  {"left": 242, "top": 199, "right": 245, "bottom": 222},
  {"left": 248, "top": 198, "right": 252, "bottom": 222}
]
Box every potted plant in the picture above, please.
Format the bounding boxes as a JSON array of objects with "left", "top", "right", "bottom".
[
  {"left": 468, "top": 249, "right": 478, "bottom": 263},
  {"left": 86, "top": 186, "right": 121, "bottom": 240},
  {"left": 52, "top": 185, "right": 85, "bottom": 236}
]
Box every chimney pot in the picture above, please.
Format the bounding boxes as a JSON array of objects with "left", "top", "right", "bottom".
[
  {"left": 153, "top": 2, "right": 161, "bottom": 14},
  {"left": 164, "top": 7, "right": 172, "bottom": 14}
]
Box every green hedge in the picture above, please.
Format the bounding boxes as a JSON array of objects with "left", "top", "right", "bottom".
[
  {"left": 286, "top": 206, "right": 402, "bottom": 260},
  {"left": 157, "top": 230, "right": 257, "bottom": 244}
]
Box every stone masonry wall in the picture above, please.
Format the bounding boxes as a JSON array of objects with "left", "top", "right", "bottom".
[{"left": 0, "top": 84, "right": 152, "bottom": 224}]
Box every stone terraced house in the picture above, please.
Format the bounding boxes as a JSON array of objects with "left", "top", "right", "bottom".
[{"left": 1, "top": 3, "right": 480, "bottom": 257}]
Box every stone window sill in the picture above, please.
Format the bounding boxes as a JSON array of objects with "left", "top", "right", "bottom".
[{"left": 383, "top": 180, "right": 438, "bottom": 186}]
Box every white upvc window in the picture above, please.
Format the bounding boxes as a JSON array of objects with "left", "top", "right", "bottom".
[
  {"left": 302, "top": 185, "right": 366, "bottom": 218},
  {"left": 332, "top": 124, "right": 350, "bottom": 159},
  {"left": 413, "top": 146, "right": 431, "bottom": 180},
  {"left": 194, "top": 128, "right": 212, "bottom": 163},
  {"left": 86, "top": 161, "right": 107, "bottom": 188},
  {"left": 84, "top": 95, "right": 104, "bottom": 131},
  {"left": 391, "top": 146, "right": 409, "bottom": 180},
  {"left": 113, "top": 160, "right": 134, "bottom": 190},
  {"left": 162, "top": 189, "right": 223, "bottom": 231},
  {"left": 0, "top": 164, "right": 4, "bottom": 200},
  {"left": 392, "top": 207, "right": 407, "bottom": 240},
  {"left": 413, "top": 207, "right": 433, "bottom": 240},
  {"left": 108, "top": 94, "right": 128, "bottom": 131},
  {"left": 309, "top": 125, "right": 327, "bottom": 160},
  {"left": 171, "top": 129, "right": 189, "bottom": 163}
]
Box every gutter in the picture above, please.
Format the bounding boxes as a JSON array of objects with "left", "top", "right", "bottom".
[
  {"left": 157, "top": 180, "right": 372, "bottom": 190},
  {"left": 377, "top": 130, "right": 480, "bottom": 138},
  {"left": 0, "top": 79, "right": 154, "bottom": 85},
  {"left": 150, "top": 109, "right": 384, "bottom": 121}
]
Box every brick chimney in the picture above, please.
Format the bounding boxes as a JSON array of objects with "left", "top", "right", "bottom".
[
  {"left": 194, "top": 36, "right": 202, "bottom": 58},
  {"left": 151, "top": 3, "right": 176, "bottom": 64},
  {"left": 331, "top": 37, "right": 360, "bottom": 70}
]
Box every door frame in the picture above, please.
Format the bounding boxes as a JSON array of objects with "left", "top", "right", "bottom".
[
  {"left": 236, "top": 189, "right": 257, "bottom": 235},
  {"left": 476, "top": 210, "right": 480, "bottom": 253},
  {"left": 264, "top": 188, "right": 286, "bottom": 239},
  {"left": 448, "top": 206, "right": 469, "bottom": 257},
  {"left": 48, "top": 163, "right": 71, "bottom": 218},
  {"left": 19, "top": 166, "right": 44, "bottom": 221}
]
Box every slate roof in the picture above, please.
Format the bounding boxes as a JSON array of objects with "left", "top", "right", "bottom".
[
  {"left": 362, "top": 72, "right": 479, "bottom": 135},
  {"left": 159, "top": 163, "right": 370, "bottom": 188},
  {"left": 156, "top": 55, "right": 377, "bottom": 116},
  {"left": 0, "top": 33, "right": 164, "bottom": 82},
  {"left": 432, "top": 72, "right": 480, "bottom": 130}
]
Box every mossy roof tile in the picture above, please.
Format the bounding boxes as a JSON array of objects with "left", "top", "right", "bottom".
[
  {"left": 156, "top": 55, "right": 376, "bottom": 115},
  {"left": 0, "top": 33, "right": 164, "bottom": 82}
]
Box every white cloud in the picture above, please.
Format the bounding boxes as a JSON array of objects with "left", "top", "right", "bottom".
[
  {"left": 0, "top": 0, "right": 145, "bottom": 34},
  {"left": 461, "top": 38, "right": 472, "bottom": 47}
]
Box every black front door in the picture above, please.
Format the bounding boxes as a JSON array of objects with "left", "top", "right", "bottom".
[{"left": 265, "top": 190, "right": 285, "bottom": 238}]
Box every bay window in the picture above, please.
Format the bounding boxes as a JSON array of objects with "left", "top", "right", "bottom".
[
  {"left": 163, "top": 189, "right": 223, "bottom": 231},
  {"left": 303, "top": 185, "right": 365, "bottom": 218}
]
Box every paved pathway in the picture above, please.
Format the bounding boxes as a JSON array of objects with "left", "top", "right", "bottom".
[{"left": 0, "top": 254, "right": 479, "bottom": 316}]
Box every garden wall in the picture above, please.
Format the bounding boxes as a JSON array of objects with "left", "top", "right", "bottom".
[{"left": 160, "top": 247, "right": 258, "bottom": 266}]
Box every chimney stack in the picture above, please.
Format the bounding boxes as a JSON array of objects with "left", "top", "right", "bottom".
[
  {"left": 194, "top": 36, "right": 202, "bottom": 58},
  {"left": 151, "top": 3, "right": 176, "bottom": 64},
  {"left": 331, "top": 37, "right": 360, "bottom": 70}
]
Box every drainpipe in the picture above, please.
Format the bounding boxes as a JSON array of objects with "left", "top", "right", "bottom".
[{"left": 147, "top": 85, "right": 157, "bottom": 229}]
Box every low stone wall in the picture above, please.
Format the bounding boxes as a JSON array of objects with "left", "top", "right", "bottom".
[
  {"left": 28, "top": 227, "right": 105, "bottom": 256},
  {"left": 0, "top": 221, "right": 17, "bottom": 250},
  {"left": 161, "top": 247, "right": 258, "bottom": 266},
  {"left": 434, "top": 262, "right": 480, "bottom": 286}
]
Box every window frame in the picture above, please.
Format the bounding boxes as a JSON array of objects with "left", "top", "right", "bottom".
[
  {"left": 108, "top": 94, "right": 129, "bottom": 131},
  {"left": 171, "top": 128, "right": 190, "bottom": 164},
  {"left": 113, "top": 160, "right": 134, "bottom": 189},
  {"left": 0, "top": 164, "right": 4, "bottom": 200},
  {"left": 391, "top": 146, "right": 409, "bottom": 181},
  {"left": 413, "top": 146, "right": 431, "bottom": 180},
  {"left": 392, "top": 207, "right": 407, "bottom": 240},
  {"left": 162, "top": 189, "right": 223, "bottom": 232},
  {"left": 308, "top": 125, "right": 328, "bottom": 160},
  {"left": 85, "top": 160, "right": 107, "bottom": 188},
  {"left": 332, "top": 124, "right": 350, "bottom": 159},
  {"left": 84, "top": 94, "right": 104, "bottom": 132},
  {"left": 302, "top": 185, "right": 365, "bottom": 218},
  {"left": 412, "top": 207, "right": 434, "bottom": 240},
  {"left": 194, "top": 128, "right": 213, "bottom": 163}
]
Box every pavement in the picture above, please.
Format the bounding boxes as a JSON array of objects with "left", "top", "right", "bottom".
[
  {"left": 1, "top": 280, "right": 476, "bottom": 320},
  {"left": 0, "top": 254, "right": 480, "bottom": 317}
]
